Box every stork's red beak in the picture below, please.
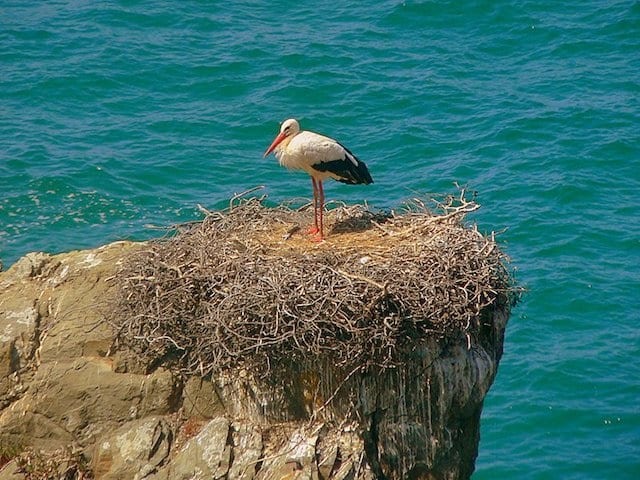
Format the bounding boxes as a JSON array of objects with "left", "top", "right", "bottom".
[{"left": 263, "top": 132, "right": 286, "bottom": 158}]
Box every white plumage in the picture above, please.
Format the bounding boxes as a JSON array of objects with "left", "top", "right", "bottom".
[{"left": 263, "top": 118, "right": 373, "bottom": 241}]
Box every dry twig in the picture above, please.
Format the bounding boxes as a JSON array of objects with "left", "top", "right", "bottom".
[{"left": 108, "top": 190, "right": 518, "bottom": 378}]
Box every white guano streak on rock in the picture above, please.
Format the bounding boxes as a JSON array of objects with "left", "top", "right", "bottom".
[
  {"left": 80, "top": 253, "right": 102, "bottom": 268},
  {"left": 1, "top": 307, "right": 38, "bottom": 342},
  {"left": 197, "top": 417, "right": 231, "bottom": 472},
  {"left": 115, "top": 419, "right": 156, "bottom": 461},
  {"left": 48, "top": 264, "right": 69, "bottom": 287}
]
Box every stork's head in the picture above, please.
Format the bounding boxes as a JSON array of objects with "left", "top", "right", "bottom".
[{"left": 263, "top": 118, "right": 300, "bottom": 157}]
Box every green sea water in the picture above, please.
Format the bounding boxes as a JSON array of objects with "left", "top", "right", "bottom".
[{"left": 1, "top": 1, "right": 639, "bottom": 478}]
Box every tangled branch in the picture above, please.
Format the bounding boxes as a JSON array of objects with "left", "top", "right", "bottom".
[{"left": 108, "top": 190, "right": 518, "bottom": 378}]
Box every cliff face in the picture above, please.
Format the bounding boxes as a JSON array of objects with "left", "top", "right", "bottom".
[{"left": 0, "top": 240, "right": 509, "bottom": 480}]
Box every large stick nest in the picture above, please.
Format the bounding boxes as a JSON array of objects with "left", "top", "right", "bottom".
[{"left": 110, "top": 188, "right": 518, "bottom": 378}]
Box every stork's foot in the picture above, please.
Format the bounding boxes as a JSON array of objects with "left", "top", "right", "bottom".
[{"left": 307, "top": 226, "right": 324, "bottom": 242}]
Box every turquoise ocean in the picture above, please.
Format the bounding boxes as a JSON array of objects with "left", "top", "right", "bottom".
[{"left": 1, "top": 1, "right": 638, "bottom": 477}]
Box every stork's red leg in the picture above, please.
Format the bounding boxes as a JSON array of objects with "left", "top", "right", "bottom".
[
  {"left": 318, "top": 181, "right": 325, "bottom": 239},
  {"left": 308, "top": 181, "right": 325, "bottom": 242},
  {"left": 308, "top": 177, "right": 320, "bottom": 235}
]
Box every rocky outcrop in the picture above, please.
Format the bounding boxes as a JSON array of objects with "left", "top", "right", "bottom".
[{"left": 0, "top": 241, "right": 509, "bottom": 479}]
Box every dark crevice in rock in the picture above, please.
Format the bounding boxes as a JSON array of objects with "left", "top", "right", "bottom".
[
  {"left": 166, "top": 375, "right": 184, "bottom": 414},
  {"left": 363, "top": 408, "right": 387, "bottom": 480}
]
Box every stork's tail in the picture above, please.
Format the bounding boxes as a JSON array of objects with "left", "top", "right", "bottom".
[{"left": 349, "top": 158, "right": 374, "bottom": 185}]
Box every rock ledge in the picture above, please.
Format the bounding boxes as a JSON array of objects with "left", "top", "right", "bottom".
[{"left": 0, "top": 201, "right": 513, "bottom": 479}]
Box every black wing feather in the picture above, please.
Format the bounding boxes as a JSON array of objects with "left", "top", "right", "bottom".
[{"left": 311, "top": 143, "right": 373, "bottom": 185}]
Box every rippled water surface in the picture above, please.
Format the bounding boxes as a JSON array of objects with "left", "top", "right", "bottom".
[{"left": 1, "top": 1, "right": 639, "bottom": 477}]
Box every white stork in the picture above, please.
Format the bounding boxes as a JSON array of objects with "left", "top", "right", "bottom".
[{"left": 263, "top": 118, "right": 373, "bottom": 241}]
